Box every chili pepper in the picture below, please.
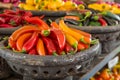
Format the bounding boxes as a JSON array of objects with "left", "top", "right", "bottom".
[
  {"left": 64, "top": 18, "right": 79, "bottom": 25},
  {"left": 101, "top": 11, "right": 120, "bottom": 21},
  {"left": 24, "top": 16, "right": 49, "bottom": 30},
  {"left": 36, "top": 38, "right": 46, "bottom": 56},
  {"left": 70, "top": 28, "right": 91, "bottom": 38},
  {"left": 64, "top": 15, "right": 80, "bottom": 21},
  {"left": 4, "top": 9, "right": 17, "bottom": 15},
  {"left": 16, "top": 32, "right": 32, "bottom": 51},
  {"left": 49, "top": 19, "right": 59, "bottom": 29},
  {"left": 50, "top": 29, "right": 66, "bottom": 51},
  {"left": 78, "top": 42, "right": 86, "bottom": 51},
  {"left": 42, "top": 37, "right": 57, "bottom": 55},
  {"left": 59, "top": 20, "right": 84, "bottom": 43},
  {"left": 98, "top": 18, "right": 107, "bottom": 26},
  {"left": 64, "top": 42, "right": 74, "bottom": 54},
  {"left": 29, "top": 48, "right": 38, "bottom": 55},
  {"left": 89, "top": 21, "right": 101, "bottom": 26},
  {"left": 9, "top": 16, "right": 22, "bottom": 26},
  {"left": 0, "top": 24, "right": 14, "bottom": 28},
  {"left": 0, "top": 14, "right": 14, "bottom": 18},
  {"left": 0, "top": 17, "right": 5, "bottom": 24},
  {"left": 10, "top": 25, "right": 40, "bottom": 41},
  {"left": 100, "top": 69, "right": 110, "bottom": 80},
  {"left": 22, "top": 32, "right": 38, "bottom": 52},
  {"left": 8, "top": 37, "right": 16, "bottom": 50},
  {"left": 65, "top": 33, "right": 78, "bottom": 52}
]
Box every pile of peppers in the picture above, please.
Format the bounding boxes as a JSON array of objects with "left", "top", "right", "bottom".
[
  {"left": 0, "top": 9, "right": 32, "bottom": 28},
  {"left": 64, "top": 9, "right": 120, "bottom": 27},
  {"left": 18, "top": 0, "right": 85, "bottom": 11},
  {"left": 8, "top": 16, "right": 95, "bottom": 56},
  {"left": 91, "top": 62, "right": 120, "bottom": 80}
]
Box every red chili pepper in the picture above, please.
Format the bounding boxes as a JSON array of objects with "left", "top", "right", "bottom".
[
  {"left": 49, "top": 29, "right": 66, "bottom": 51},
  {"left": 77, "top": 42, "right": 85, "bottom": 51},
  {"left": 0, "top": 14, "right": 14, "bottom": 18},
  {"left": 98, "top": 18, "right": 107, "bottom": 27},
  {"left": 42, "top": 37, "right": 57, "bottom": 55},
  {"left": 0, "top": 17, "right": 5, "bottom": 24},
  {"left": 4, "top": 9, "right": 17, "bottom": 15},
  {"left": 22, "top": 32, "right": 38, "bottom": 52},
  {"left": 24, "top": 16, "right": 49, "bottom": 30},
  {"left": 29, "top": 48, "right": 38, "bottom": 55},
  {"left": 64, "top": 43, "right": 74, "bottom": 54},
  {"left": 9, "top": 16, "right": 22, "bottom": 26},
  {"left": 0, "top": 24, "right": 14, "bottom": 28}
]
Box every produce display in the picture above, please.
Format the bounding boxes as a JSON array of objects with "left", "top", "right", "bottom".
[
  {"left": 7, "top": 16, "right": 97, "bottom": 56},
  {"left": 0, "top": 9, "right": 32, "bottom": 28},
  {"left": 63, "top": 9, "right": 120, "bottom": 26},
  {"left": 18, "top": 0, "right": 85, "bottom": 11},
  {"left": 90, "top": 61, "right": 120, "bottom": 80},
  {"left": 88, "top": 1, "right": 120, "bottom": 14}
]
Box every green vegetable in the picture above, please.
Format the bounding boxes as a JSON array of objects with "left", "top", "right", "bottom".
[
  {"left": 89, "top": 21, "right": 101, "bottom": 26},
  {"left": 101, "top": 11, "right": 120, "bottom": 21}
]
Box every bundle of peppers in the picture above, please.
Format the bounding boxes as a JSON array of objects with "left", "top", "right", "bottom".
[
  {"left": 0, "top": 9, "right": 32, "bottom": 28},
  {"left": 90, "top": 62, "right": 120, "bottom": 80},
  {"left": 8, "top": 16, "right": 96, "bottom": 56},
  {"left": 64, "top": 10, "right": 120, "bottom": 27}
]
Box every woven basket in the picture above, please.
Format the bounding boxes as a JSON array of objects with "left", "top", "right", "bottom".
[{"left": 67, "top": 23, "right": 120, "bottom": 53}]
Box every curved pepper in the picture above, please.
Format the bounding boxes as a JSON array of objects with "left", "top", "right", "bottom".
[
  {"left": 77, "top": 42, "right": 85, "bottom": 51},
  {"left": 29, "top": 48, "right": 38, "bottom": 55},
  {"left": 59, "top": 20, "right": 84, "bottom": 43},
  {"left": 24, "top": 16, "right": 49, "bottom": 30},
  {"left": 22, "top": 32, "right": 38, "bottom": 52},
  {"left": 16, "top": 32, "right": 32, "bottom": 51},
  {"left": 65, "top": 33, "right": 78, "bottom": 52},
  {"left": 50, "top": 29, "right": 66, "bottom": 51},
  {"left": 8, "top": 37, "right": 16, "bottom": 50},
  {"left": 10, "top": 25, "right": 40, "bottom": 41},
  {"left": 42, "top": 37, "right": 57, "bottom": 55},
  {"left": 64, "top": 42, "right": 74, "bottom": 54},
  {"left": 64, "top": 15, "right": 80, "bottom": 21},
  {"left": 70, "top": 28, "right": 91, "bottom": 38},
  {"left": 36, "top": 38, "right": 46, "bottom": 56}
]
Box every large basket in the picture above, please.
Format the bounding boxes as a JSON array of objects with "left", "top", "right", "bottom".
[
  {"left": 67, "top": 23, "right": 120, "bottom": 53},
  {"left": 0, "top": 39, "right": 101, "bottom": 80}
]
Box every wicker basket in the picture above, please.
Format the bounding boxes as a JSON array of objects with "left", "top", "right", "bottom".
[
  {"left": 67, "top": 23, "right": 120, "bottom": 53},
  {"left": 0, "top": 39, "right": 101, "bottom": 80}
]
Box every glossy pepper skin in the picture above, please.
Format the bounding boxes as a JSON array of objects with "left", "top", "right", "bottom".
[
  {"left": 16, "top": 32, "right": 32, "bottom": 51},
  {"left": 29, "top": 48, "right": 38, "bottom": 55},
  {"left": 59, "top": 20, "right": 84, "bottom": 43},
  {"left": 65, "top": 33, "right": 78, "bottom": 52},
  {"left": 22, "top": 32, "right": 38, "bottom": 52},
  {"left": 24, "top": 16, "right": 49, "bottom": 30},
  {"left": 10, "top": 25, "right": 40, "bottom": 41},
  {"left": 42, "top": 37, "right": 57, "bottom": 55},
  {"left": 36, "top": 38, "right": 46, "bottom": 56},
  {"left": 49, "top": 29, "right": 66, "bottom": 51},
  {"left": 98, "top": 18, "right": 107, "bottom": 26},
  {"left": 64, "top": 42, "right": 74, "bottom": 53}
]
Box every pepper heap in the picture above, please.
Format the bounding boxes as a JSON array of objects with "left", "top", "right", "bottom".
[{"left": 8, "top": 16, "right": 95, "bottom": 56}]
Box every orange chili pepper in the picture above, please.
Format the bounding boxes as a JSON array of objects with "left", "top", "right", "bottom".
[
  {"left": 77, "top": 42, "right": 85, "bottom": 51},
  {"left": 10, "top": 25, "right": 40, "bottom": 41},
  {"left": 16, "top": 32, "right": 32, "bottom": 51},
  {"left": 50, "top": 21, "right": 59, "bottom": 29},
  {"left": 8, "top": 37, "right": 16, "bottom": 50},
  {"left": 70, "top": 28, "right": 91, "bottom": 38},
  {"left": 59, "top": 20, "right": 84, "bottom": 43},
  {"left": 100, "top": 69, "right": 110, "bottom": 80},
  {"left": 36, "top": 38, "right": 46, "bottom": 56},
  {"left": 64, "top": 16, "right": 80, "bottom": 21}
]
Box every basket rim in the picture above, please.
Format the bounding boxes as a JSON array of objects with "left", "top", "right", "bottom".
[{"left": 0, "top": 40, "right": 100, "bottom": 66}]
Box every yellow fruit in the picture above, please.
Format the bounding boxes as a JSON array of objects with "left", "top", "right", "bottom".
[
  {"left": 18, "top": 3, "right": 25, "bottom": 9},
  {"left": 34, "top": 0, "right": 41, "bottom": 4},
  {"left": 24, "top": 4, "right": 36, "bottom": 10}
]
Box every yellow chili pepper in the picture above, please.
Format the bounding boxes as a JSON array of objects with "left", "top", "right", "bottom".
[
  {"left": 65, "top": 33, "right": 78, "bottom": 52},
  {"left": 26, "top": 0, "right": 34, "bottom": 5},
  {"left": 34, "top": 0, "right": 41, "bottom": 4},
  {"left": 23, "top": 4, "right": 36, "bottom": 10},
  {"left": 59, "top": 20, "right": 84, "bottom": 43}
]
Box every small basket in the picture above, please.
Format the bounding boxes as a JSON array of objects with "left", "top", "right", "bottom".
[
  {"left": 0, "top": 39, "right": 101, "bottom": 80},
  {"left": 67, "top": 23, "right": 120, "bottom": 53}
]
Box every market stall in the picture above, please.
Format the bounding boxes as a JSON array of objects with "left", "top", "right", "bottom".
[{"left": 0, "top": 0, "right": 120, "bottom": 80}]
